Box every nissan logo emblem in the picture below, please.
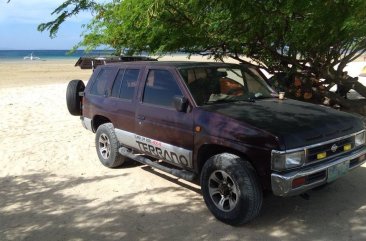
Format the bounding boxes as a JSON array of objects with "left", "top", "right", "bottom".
[{"left": 331, "top": 144, "right": 338, "bottom": 152}]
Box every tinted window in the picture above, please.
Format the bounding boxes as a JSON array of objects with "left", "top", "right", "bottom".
[
  {"left": 90, "top": 68, "right": 114, "bottom": 96},
  {"left": 111, "top": 69, "right": 125, "bottom": 97},
  {"left": 111, "top": 69, "right": 139, "bottom": 100},
  {"left": 143, "top": 70, "right": 182, "bottom": 107},
  {"left": 120, "top": 69, "right": 139, "bottom": 99}
]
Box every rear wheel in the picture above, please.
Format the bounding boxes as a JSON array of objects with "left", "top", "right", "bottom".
[
  {"left": 200, "top": 153, "right": 262, "bottom": 225},
  {"left": 95, "top": 123, "right": 127, "bottom": 168},
  {"left": 66, "top": 79, "right": 85, "bottom": 116}
]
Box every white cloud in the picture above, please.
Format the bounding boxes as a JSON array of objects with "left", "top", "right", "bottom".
[{"left": 0, "top": 0, "right": 93, "bottom": 24}]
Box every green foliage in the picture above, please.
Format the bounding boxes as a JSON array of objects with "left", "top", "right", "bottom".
[
  {"left": 40, "top": 0, "right": 366, "bottom": 83},
  {"left": 37, "top": 0, "right": 98, "bottom": 38},
  {"left": 73, "top": 2, "right": 364, "bottom": 66}
]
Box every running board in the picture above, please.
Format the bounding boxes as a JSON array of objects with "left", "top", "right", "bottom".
[{"left": 119, "top": 147, "right": 196, "bottom": 181}]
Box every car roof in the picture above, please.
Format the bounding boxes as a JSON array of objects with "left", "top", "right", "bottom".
[{"left": 103, "top": 61, "right": 240, "bottom": 69}]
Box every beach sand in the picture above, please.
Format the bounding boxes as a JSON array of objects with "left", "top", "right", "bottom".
[{"left": 1, "top": 58, "right": 366, "bottom": 241}]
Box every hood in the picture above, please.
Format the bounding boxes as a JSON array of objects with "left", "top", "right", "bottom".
[{"left": 201, "top": 98, "right": 364, "bottom": 149}]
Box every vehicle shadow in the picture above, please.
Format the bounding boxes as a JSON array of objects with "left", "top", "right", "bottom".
[
  {"left": 1, "top": 166, "right": 366, "bottom": 241},
  {"left": 248, "top": 165, "right": 366, "bottom": 240},
  {"left": 141, "top": 165, "right": 202, "bottom": 195},
  {"left": 137, "top": 163, "right": 366, "bottom": 240}
]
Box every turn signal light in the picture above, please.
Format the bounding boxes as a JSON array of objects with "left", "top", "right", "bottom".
[{"left": 292, "top": 177, "right": 306, "bottom": 188}]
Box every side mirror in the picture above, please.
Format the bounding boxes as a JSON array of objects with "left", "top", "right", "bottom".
[{"left": 173, "top": 96, "right": 189, "bottom": 112}]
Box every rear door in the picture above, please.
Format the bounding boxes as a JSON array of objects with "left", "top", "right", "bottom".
[
  {"left": 134, "top": 66, "right": 194, "bottom": 169},
  {"left": 103, "top": 67, "right": 141, "bottom": 134},
  {"left": 84, "top": 67, "right": 118, "bottom": 119}
]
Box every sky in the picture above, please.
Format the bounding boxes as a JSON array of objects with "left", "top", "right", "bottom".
[{"left": 0, "top": 0, "right": 93, "bottom": 50}]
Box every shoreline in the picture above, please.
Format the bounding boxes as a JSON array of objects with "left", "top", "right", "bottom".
[
  {"left": 0, "top": 58, "right": 80, "bottom": 63},
  {"left": 0, "top": 59, "right": 92, "bottom": 88},
  {"left": 0, "top": 57, "right": 365, "bottom": 88},
  {"left": 1, "top": 52, "right": 365, "bottom": 63}
]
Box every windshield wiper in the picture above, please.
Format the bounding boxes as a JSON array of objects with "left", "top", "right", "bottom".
[
  {"left": 253, "top": 95, "right": 274, "bottom": 100},
  {"left": 206, "top": 97, "right": 255, "bottom": 105}
]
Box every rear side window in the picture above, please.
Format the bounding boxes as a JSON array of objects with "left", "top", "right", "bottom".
[
  {"left": 111, "top": 69, "right": 125, "bottom": 97},
  {"left": 143, "top": 69, "right": 182, "bottom": 107},
  {"left": 111, "top": 69, "right": 139, "bottom": 100},
  {"left": 90, "top": 68, "right": 115, "bottom": 96}
]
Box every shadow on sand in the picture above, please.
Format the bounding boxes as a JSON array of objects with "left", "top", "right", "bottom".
[{"left": 1, "top": 165, "right": 366, "bottom": 240}]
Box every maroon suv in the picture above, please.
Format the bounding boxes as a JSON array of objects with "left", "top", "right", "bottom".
[{"left": 66, "top": 61, "right": 366, "bottom": 225}]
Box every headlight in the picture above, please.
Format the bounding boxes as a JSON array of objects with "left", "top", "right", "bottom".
[
  {"left": 271, "top": 150, "right": 305, "bottom": 171},
  {"left": 355, "top": 131, "right": 365, "bottom": 147}
]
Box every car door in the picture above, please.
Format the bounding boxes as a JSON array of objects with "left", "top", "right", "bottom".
[
  {"left": 85, "top": 67, "right": 119, "bottom": 120},
  {"left": 134, "top": 67, "right": 194, "bottom": 169},
  {"left": 103, "top": 67, "right": 141, "bottom": 141}
]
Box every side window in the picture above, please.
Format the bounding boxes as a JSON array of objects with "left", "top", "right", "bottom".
[
  {"left": 111, "top": 69, "right": 139, "bottom": 100},
  {"left": 90, "top": 68, "right": 114, "bottom": 96},
  {"left": 120, "top": 69, "right": 139, "bottom": 99},
  {"left": 143, "top": 69, "right": 183, "bottom": 107},
  {"left": 111, "top": 69, "right": 125, "bottom": 97}
]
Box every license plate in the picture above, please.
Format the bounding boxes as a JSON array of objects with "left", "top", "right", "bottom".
[{"left": 327, "top": 160, "right": 350, "bottom": 183}]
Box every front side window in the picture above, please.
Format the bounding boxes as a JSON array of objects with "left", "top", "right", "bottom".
[
  {"left": 111, "top": 69, "right": 139, "bottom": 100},
  {"left": 179, "top": 66, "right": 274, "bottom": 105},
  {"left": 143, "top": 69, "right": 183, "bottom": 107}
]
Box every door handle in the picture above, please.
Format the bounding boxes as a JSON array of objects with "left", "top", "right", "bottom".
[
  {"left": 137, "top": 115, "right": 145, "bottom": 121},
  {"left": 104, "top": 89, "right": 110, "bottom": 97}
]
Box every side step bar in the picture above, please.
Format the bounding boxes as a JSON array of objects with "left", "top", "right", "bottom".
[{"left": 118, "top": 147, "right": 196, "bottom": 181}]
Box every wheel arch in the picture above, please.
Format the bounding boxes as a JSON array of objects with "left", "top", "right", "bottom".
[
  {"left": 92, "top": 115, "right": 112, "bottom": 132},
  {"left": 196, "top": 144, "right": 252, "bottom": 174}
]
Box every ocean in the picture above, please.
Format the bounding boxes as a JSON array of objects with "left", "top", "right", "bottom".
[{"left": 0, "top": 50, "right": 116, "bottom": 61}]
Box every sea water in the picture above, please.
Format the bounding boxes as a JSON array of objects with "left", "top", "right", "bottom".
[{"left": 0, "top": 50, "right": 116, "bottom": 61}]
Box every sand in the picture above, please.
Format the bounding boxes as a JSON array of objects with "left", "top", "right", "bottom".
[{"left": 0, "top": 58, "right": 366, "bottom": 241}]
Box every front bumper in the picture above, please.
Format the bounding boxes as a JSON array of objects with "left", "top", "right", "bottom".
[{"left": 271, "top": 146, "right": 366, "bottom": 196}]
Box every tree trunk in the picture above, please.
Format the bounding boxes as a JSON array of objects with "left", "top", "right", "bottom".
[
  {"left": 342, "top": 100, "right": 366, "bottom": 117},
  {"left": 348, "top": 81, "right": 366, "bottom": 98},
  {"left": 319, "top": 89, "right": 366, "bottom": 116},
  {"left": 318, "top": 74, "right": 366, "bottom": 116}
]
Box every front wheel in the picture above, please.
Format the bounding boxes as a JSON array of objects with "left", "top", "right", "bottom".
[
  {"left": 200, "top": 153, "right": 262, "bottom": 225},
  {"left": 95, "top": 123, "right": 127, "bottom": 168}
]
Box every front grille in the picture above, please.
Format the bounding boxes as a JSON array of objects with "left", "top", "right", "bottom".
[
  {"left": 306, "top": 136, "right": 354, "bottom": 163},
  {"left": 306, "top": 170, "right": 326, "bottom": 184},
  {"left": 350, "top": 154, "right": 366, "bottom": 168}
]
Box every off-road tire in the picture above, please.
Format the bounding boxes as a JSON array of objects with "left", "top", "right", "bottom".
[
  {"left": 66, "top": 79, "right": 85, "bottom": 116},
  {"left": 200, "top": 153, "right": 262, "bottom": 225},
  {"left": 95, "top": 123, "right": 127, "bottom": 168}
]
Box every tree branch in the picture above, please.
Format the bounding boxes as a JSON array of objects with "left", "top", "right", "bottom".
[{"left": 37, "top": 0, "right": 97, "bottom": 38}]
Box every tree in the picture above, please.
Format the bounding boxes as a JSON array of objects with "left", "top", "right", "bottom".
[{"left": 37, "top": 0, "right": 366, "bottom": 115}]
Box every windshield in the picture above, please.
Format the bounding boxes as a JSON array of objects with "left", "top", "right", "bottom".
[{"left": 179, "top": 66, "right": 275, "bottom": 106}]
